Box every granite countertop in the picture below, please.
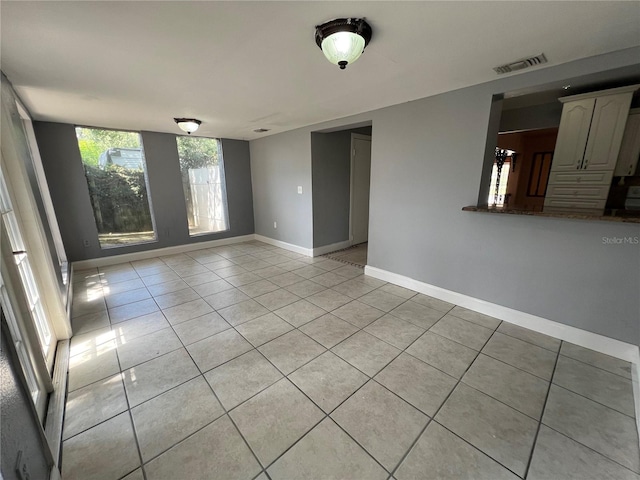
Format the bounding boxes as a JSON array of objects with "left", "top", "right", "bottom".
[{"left": 462, "top": 206, "right": 640, "bottom": 224}]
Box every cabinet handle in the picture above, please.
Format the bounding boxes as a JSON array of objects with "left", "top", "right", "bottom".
[{"left": 583, "top": 158, "right": 588, "bottom": 168}]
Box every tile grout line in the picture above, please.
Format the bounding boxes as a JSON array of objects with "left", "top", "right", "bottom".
[{"left": 522, "top": 340, "right": 562, "bottom": 479}]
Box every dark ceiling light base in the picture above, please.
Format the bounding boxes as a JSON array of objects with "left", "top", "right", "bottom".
[
  {"left": 315, "top": 18, "right": 372, "bottom": 70},
  {"left": 174, "top": 118, "right": 201, "bottom": 134}
]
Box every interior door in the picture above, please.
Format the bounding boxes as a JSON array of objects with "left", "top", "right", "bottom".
[{"left": 350, "top": 134, "right": 372, "bottom": 245}]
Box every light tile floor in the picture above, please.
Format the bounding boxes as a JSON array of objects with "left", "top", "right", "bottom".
[
  {"left": 322, "top": 243, "right": 368, "bottom": 267},
  {"left": 64, "top": 240, "right": 639, "bottom": 480}
]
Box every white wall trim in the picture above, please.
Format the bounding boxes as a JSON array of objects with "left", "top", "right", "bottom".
[
  {"left": 633, "top": 351, "right": 640, "bottom": 442},
  {"left": 73, "top": 234, "right": 256, "bottom": 270},
  {"left": 312, "top": 240, "right": 353, "bottom": 257},
  {"left": 365, "top": 265, "right": 638, "bottom": 363},
  {"left": 253, "top": 234, "right": 313, "bottom": 256}
]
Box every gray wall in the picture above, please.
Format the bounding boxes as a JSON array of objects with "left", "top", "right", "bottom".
[
  {"left": 34, "top": 122, "right": 254, "bottom": 261},
  {"left": 499, "top": 102, "right": 563, "bottom": 132},
  {"left": 311, "top": 127, "right": 372, "bottom": 248},
  {"left": 1, "top": 318, "right": 51, "bottom": 480},
  {"left": 250, "top": 46, "right": 640, "bottom": 342},
  {"left": 250, "top": 129, "right": 314, "bottom": 248}
]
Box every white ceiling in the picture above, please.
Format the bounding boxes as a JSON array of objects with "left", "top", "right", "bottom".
[{"left": 2, "top": 1, "right": 639, "bottom": 140}]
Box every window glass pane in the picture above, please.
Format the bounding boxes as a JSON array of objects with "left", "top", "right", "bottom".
[
  {"left": 176, "top": 136, "right": 229, "bottom": 236},
  {"left": 75, "top": 127, "right": 156, "bottom": 248}
]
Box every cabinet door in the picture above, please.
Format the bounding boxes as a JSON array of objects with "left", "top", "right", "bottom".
[
  {"left": 583, "top": 93, "right": 633, "bottom": 171},
  {"left": 549, "top": 99, "right": 595, "bottom": 172},
  {"left": 614, "top": 113, "right": 640, "bottom": 176}
]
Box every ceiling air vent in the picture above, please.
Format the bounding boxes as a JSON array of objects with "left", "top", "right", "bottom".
[{"left": 493, "top": 53, "right": 547, "bottom": 74}]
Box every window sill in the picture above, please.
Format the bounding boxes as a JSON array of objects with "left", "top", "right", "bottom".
[{"left": 462, "top": 206, "right": 640, "bottom": 224}]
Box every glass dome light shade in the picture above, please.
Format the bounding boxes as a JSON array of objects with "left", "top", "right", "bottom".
[
  {"left": 174, "top": 118, "right": 201, "bottom": 134},
  {"left": 315, "top": 18, "right": 372, "bottom": 70},
  {"left": 321, "top": 32, "right": 366, "bottom": 69}
]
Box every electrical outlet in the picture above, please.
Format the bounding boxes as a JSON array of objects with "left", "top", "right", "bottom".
[
  {"left": 297, "top": 186, "right": 303, "bottom": 194},
  {"left": 15, "top": 450, "right": 30, "bottom": 480},
  {"left": 83, "top": 239, "right": 91, "bottom": 248},
  {"left": 273, "top": 221, "right": 277, "bottom": 229}
]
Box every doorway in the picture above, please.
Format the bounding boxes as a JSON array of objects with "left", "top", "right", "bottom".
[{"left": 349, "top": 133, "right": 372, "bottom": 247}]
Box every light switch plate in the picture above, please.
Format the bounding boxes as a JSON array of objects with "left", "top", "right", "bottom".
[{"left": 297, "top": 186, "right": 303, "bottom": 194}]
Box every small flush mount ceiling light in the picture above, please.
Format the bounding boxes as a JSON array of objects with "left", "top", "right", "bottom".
[
  {"left": 253, "top": 128, "right": 270, "bottom": 133},
  {"left": 174, "top": 118, "right": 201, "bottom": 134},
  {"left": 315, "top": 18, "right": 372, "bottom": 70}
]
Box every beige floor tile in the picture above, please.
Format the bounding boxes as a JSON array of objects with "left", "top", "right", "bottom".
[
  {"left": 299, "top": 314, "right": 359, "bottom": 348},
  {"left": 161, "top": 298, "right": 214, "bottom": 325},
  {"left": 172, "top": 312, "right": 231, "bottom": 345},
  {"left": 497, "top": 322, "right": 561, "bottom": 352},
  {"left": 273, "top": 299, "right": 326, "bottom": 327},
  {"left": 560, "top": 342, "right": 632, "bottom": 379},
  {"left": 144, "top": 415, "right": 262, "bottom": 480},
  {"left": 205, "top": 350, "right": 283, "bottom": 410},
  {"left": 332, "top": 381, "right": 428, "bottom": 471},
  {"left": 430, "top": 314, "right": 494, "bottom": 350},
  {"left": 395, "top": 421, "right": 519, "bottom": 480},
  {"left": 553, "top": 355, "right": 635, "bottom": 417},
  {"left": 62, "top": 412, "right": 139, "bottom": 480},
  {"left": 153, "top": 288, "right": 200, "bottom": 309},
  {"left": 123, "top": 348, "right": 199, "bottom": 407},
  {"left": 482, "top": 332, "right": 557, "bottom": 380},
  {"left": 462, "top": 354, "right": 549, "bottom": 419},
  {"left": 68, "top": 345, "right": 120, "bottom": 392},
  {"left": 192, "top": 278, "right": 235, "bottom": 297},
  {"left": 332, "top": 331, "right": 401, "bottom": 377},
  {"left": 332, "top": 300, "right": 385, "bottom": 328},
  {"left": 284, "top": 279, "right": 326, "bottom": 298},
  {"left": 378, "top": 284, "right": 417, "bottom": 299},
  {"left": 528, "top": 425, "right": 640, "bottom": 480},
  {"left": 258, "top": 330, "right": 326, "bottom": 375},
  {"left": 203, "top": 288, "right": 250, "bottom": 310},
  {"left": 218, "top": 299, "right": 270, "bottom": 326},
  {"left": 238, "top": 279, "right": 280, "bottom": 297},
  {"left": 306, "top": 289, "right": 352, "bottom": 311},
  {"left": 289, "top": 351, "right": 368, "bottom": 412},
  {"left": 311, "top": 271, "right": 349, "bottom": 288},
  {"left": 105, "top": 287, "right": 152, "bottom": 309},
  {"left": 187, "top": 329, "right": 253, "bottom": 372},
  {"left": 267, "top": 271, "right": 304, "bottom": 287},
  {"left": 542, "top": 385, "right": 640, "bottom": 473},
  {"left": 131, "top": 376, "right": 224, "bottom": 462},
  {"left": 230, "top": 378, "right": 324, "bottom": 466},
  {"left": 117, "top": 328, "right": 182, "bottom": 370},
  {"left": 449, "top": 306, "right": 501, "bottom": 330},
  {"left": 406, "top": 332, "right": 478, "bottom": 379},
  {"left": 335, "top": 278, "right": 377, "bottom": 299},
  {"left": 410, "top": 293, "right": 455, "bottom": 313},
  {"left": 390, "top": 300, "right": 445, "bottom": 329},
  {"left": 358, "top": 290, "right": 406, "bottom": 312},
  {"left": 63, "top": 374, "right": 128, "bottom": 440},
  {"left": 268, "top": 419, "right": 387, "bottom": 480},
  {"left": 71, "top": 310, "right": 110, "bottom": 336},
  {"left": 111, "top": 311, "right": 170, "bottom": 343},
  {"left": 146, "top": 279, "right": 189, "bottom": 297},
  {"left": 109, "top": 298, "right": 159, "bottom": 324},
  {"left": 235, "top": 312, "right": 294, "bottom": 347},
  {"left": 375, "top": 353, "right": 456, "bottom": 416},
  {"left": 435, "top": 383, "right": 538, "bottom": 477},
  {"left": 364, "top": 314, "right": 425, "bottom": 349},
  {"left": 254, "top": 289, "right": 300, "bottom": 311}
]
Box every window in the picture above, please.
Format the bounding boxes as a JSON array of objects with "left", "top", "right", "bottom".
[
  {"left": 75, "top": 127, "right": 156, "bottom": 248},
  {"left": 176, "top": 136, "right": 229, "bottom": 236}
]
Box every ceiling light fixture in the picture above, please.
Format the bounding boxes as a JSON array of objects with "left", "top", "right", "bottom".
[
  {"left": 174, "top": 118, "right": 201, "bottom": 134},
  {"left": 315, "top": 18, "right": 372, "bottom": 70}
]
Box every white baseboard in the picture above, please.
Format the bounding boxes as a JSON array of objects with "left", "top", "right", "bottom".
[
  {"left": 254, "top": 234, "right": 313, "bottom": 257},
  {"left": 73, "top": 234, "right": 256, "bottom": 270},
  {"left": 365, "top": 265, "right": 638, "bottom": 364},
  {"left": 633, "top": 351, "right": 640, "bottom": 440},
  {"left": 312, "top": 240, "right": 352, "bottom": 257}
]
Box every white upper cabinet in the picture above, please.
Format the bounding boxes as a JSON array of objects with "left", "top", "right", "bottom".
[
  {"left": 614, "top": 112, "right": 640, "bottom": 177},
  {"left": 583, "top": 93, "right": 633, "bottom": 171},
  {"left": 549, "top": 98, "right": 595, "bottom": 172}
]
